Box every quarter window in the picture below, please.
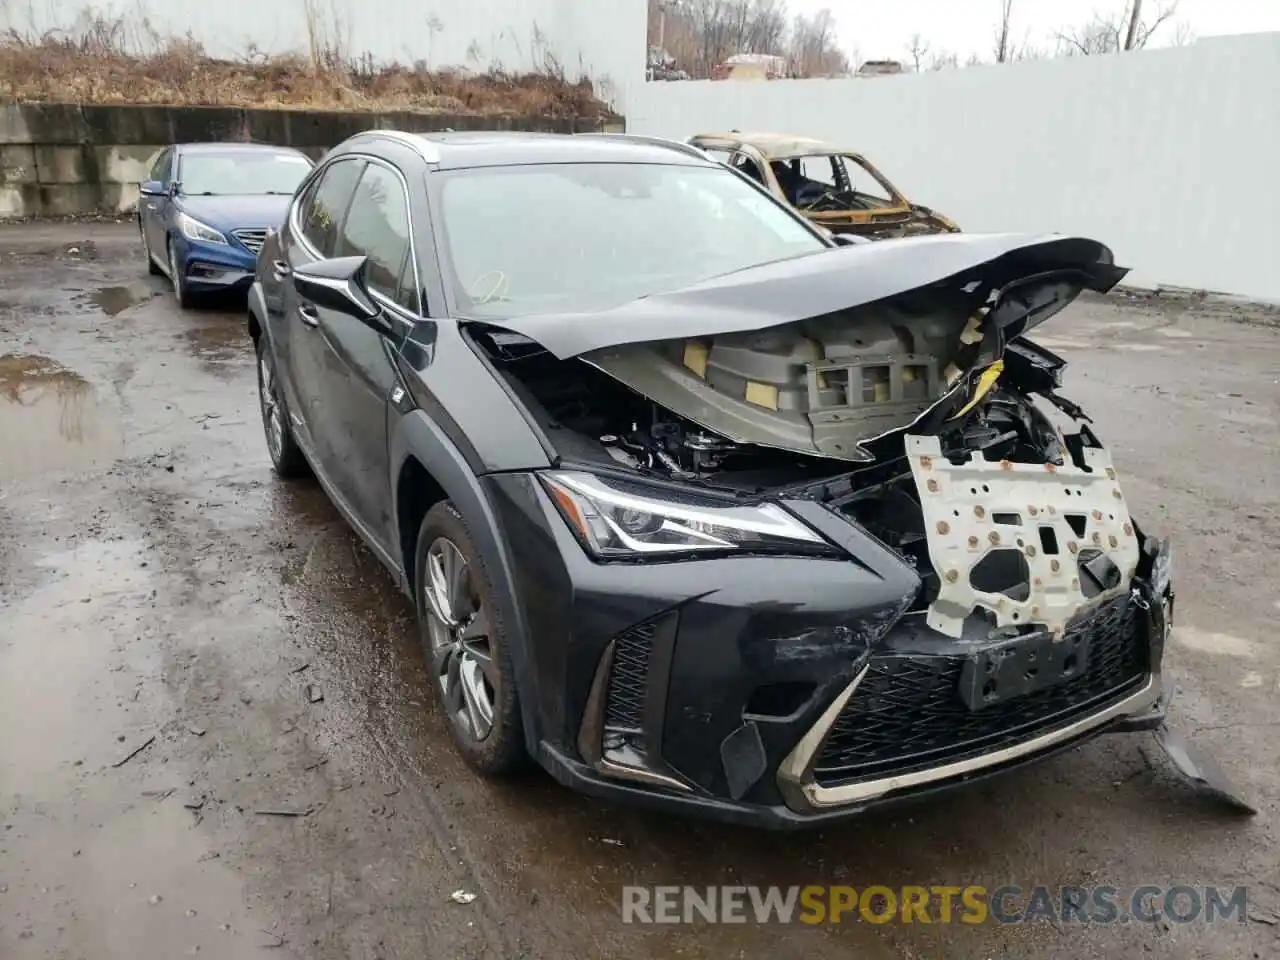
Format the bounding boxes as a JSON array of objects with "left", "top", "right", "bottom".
[
  {"left": 336, "top": 162, "right": 416, "bottom": 311},
  {"left": 299, "top": 159, "right": 365, "bottom": 258}
]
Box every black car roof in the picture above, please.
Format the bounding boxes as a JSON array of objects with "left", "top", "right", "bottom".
[{"left": 342, "top": 130, "right": 713, "bottom": 171}]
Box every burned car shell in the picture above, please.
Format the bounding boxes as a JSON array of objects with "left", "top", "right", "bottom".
[
  {"left": 248, "top": 131, "right": 1173, "bottom": 829},
  {"left": 688, "top": 131, "right": 960, "bottom": 239}
]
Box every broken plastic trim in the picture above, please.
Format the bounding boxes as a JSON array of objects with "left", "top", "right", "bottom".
[
  {"left": 1151, "top": 724, "right": 1257, "bottom": 815},
  {"left": 906, "top": 433, "right": 1140, "bottom": 638}
]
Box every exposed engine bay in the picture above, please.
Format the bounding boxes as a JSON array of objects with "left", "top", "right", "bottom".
[
  {"left": 472, "top": 331, "right": 1135, "bottom": 642},
  {"left": 467, "top": 236, "right": 1143, "bottom": 641}
]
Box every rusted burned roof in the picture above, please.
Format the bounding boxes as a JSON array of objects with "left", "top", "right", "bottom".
[{"left": 694, "top": 132, "right": 856, "bottom": 160}]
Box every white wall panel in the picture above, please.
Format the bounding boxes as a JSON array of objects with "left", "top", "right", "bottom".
[{"left": 628, "top": 34, "right": 1280, "bottom": 300}]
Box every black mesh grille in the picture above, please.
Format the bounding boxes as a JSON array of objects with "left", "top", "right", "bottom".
[
  {"left": 604, "top": 622, "right": 656, "bottom": 734},
  {"left": 814, "top": 594, "right": 1149, "bottom": 785}
]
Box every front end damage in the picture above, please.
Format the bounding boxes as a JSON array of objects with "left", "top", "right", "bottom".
[{"left": 469, "top": 234, "right": 1250, "bottom": 824}]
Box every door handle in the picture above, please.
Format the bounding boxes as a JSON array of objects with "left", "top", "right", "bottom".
[
  {"left": 272, "top": 259, "right": 291, "bottom": 282},
  {"left": 298, "top": 302, "right": 320, "bottom": 327}
]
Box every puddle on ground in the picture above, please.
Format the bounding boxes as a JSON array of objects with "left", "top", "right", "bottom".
[
  {"left": 182, "top": 322, "right": 252, "bottom": 378},
  {"left": 88, "top": 284, "right": 155, "bottom": 316},
  {"left": 0, "top": 353, "right": 124, "bottom": 481}
]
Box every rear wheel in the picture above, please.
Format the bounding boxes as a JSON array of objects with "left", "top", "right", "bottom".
[
  {"left": 415, "top": 502, "right": 528, "bottom": 776},
  {"left": 255, "top": 336, "right": 309, "bottom": 478}
]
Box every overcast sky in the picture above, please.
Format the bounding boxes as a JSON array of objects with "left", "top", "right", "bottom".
[{"left": 786, "top": 0, "right": 1280, "bottom": 61}]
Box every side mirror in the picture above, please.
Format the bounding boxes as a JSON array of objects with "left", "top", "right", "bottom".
[
  {"left": 292, "top": 256, "right": 393, "bottom": 336},
  {"left": 139, "top": 180, "right": 165, "bottom": 197}
]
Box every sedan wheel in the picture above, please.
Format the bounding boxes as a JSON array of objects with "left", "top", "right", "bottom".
[
  {"left": 141, "top": 224, "right": 161, "bottom": 276},
  {"left": 254, "top": 335, "right": 309, "bottom": 478},
  {"left": 168, "top": 239, "right": 192, "bottom": 309},
  {"left": 423, "top": 536, "right": 496, "bottom": 742}
]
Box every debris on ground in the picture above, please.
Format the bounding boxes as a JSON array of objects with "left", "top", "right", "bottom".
[
  {"left": 449, "top": 890, "right": 478, "bottom": 905},
  {"left": 306, "top": 684, "right": 324, "bottom": 704},
  {"left": 111, "top": 734, "right": 156, "bottom": 767},
  {"left": 255, "top": 805, "right": 317, "bottom": 818}
]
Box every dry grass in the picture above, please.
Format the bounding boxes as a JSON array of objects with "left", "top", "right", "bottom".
[{"left": 0, "top": 10, "right": 613, "bottom": 118}]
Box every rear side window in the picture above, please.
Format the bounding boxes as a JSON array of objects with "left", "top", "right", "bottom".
[
  {"left": 336, "top": 162, "right": 416, "bottom": 312},
  {"left": 298, "top": 159, "right": 365, "bottom": 258}
]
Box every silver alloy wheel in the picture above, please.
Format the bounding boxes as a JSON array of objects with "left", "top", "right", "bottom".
[
  {"left": 169, "top": 243, "right": 183, "bottom": 301},
  {"left": 257, "top": 350, "right": 284, "bottom": 462},
  {"left": 422, "top": 536, "right": 496, "bottom": 742}
]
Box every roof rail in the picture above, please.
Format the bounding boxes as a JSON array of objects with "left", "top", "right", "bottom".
[
  {"left": 575, "top": 132, "right": 714, "bottom": 163},
  {"left": 353, "top": 128, "right": 442, "bottom": 164}
]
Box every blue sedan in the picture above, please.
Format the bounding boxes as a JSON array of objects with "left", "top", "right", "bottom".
[{"left": 137, "top": 142, "right": 315, "bottom": 308}]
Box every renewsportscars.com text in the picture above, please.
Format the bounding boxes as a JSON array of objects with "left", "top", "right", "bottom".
[{"left": 620, "top": 884, "right": 1249, "bottom": 926}]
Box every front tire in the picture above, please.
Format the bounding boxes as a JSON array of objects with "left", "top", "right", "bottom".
[
  {"left": 168, "top": 237, "right": 193, "bottom": 309},
  {"left": 415, "top": 502, "right": 528, "bottom": 776},
  {"left": 255, "top": 335, "right": 309, "bottom": 478},
  {"left": 141, "top": 221, "right": 162, "bottom": 276}
]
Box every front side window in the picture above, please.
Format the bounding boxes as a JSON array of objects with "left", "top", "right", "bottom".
[
  {"left": 299, "top": 159, "right": 366, "bottom": 258},
  {"left": 336, "top": 162, "right": 415, "bottom": 311},
  {"left": 435, "top": 162, "right": 825, "bottom": 319},
  {"left": 149, "top": 149, "right": 172, "bottom": 183},
  {"left": 178, "top": 151, "right": 314, "bottom": 197}
]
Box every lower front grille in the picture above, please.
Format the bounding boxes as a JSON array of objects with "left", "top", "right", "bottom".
[
  {"left": 814, "top": 594, "right": 1149, "bottom": 785},
  {"left": 232, "top": 228, "right": 267, "bottom": 254},
  {"left": 604, "top": 621, "right": 655, "bottom": 737}
]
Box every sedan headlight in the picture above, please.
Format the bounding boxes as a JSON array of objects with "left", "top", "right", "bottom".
[
  {"left": 540, "top": 471, "right": 833, "bottom": 559},
  {"left": 176, "top": 211, "right": 227, "bottom": 245}
]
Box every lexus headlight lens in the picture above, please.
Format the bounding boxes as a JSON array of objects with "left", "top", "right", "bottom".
[
  {"left": 177, "top": 211, "right": 227, "bottom": 245},
  {"left": 540, "top": 471, "right": 833, "bottom": 559}
]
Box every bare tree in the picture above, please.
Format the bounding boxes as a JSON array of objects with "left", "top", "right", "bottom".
[
  {"left": 905, "top": 32, "right": 930, "bottom": 72},
  {"left": 1054, "top": 0, "right": 1181, "bottom": 55},
  {"left": 791, "top": 8, "right": 848, "bottom": 76},
  {"left": 994, "top": 0, "right": 1014, "bottom": 62},
  {"left": 648, "top": 0, "right": 848, "bottom": 79},
  {"left": 927, "top": 49, "right": 960, "bottom": 71}
]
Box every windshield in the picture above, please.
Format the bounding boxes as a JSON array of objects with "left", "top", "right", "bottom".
[
  {"left": 435, "top": 162, "right": 827, "bottom": 318},
  {"left": 178, "top": 152, "right": 313, "bottom": 196}
]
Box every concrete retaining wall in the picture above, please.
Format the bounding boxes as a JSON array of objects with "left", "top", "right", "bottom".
[{"left": 0, "top": 103, "right": 621, "bottom": 218}]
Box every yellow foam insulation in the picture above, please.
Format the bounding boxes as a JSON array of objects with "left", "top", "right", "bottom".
[
  {"left": 959, "top": 308, "right": 987, "bottom": 345},
  {"left": 745, "top": 381, "right": 780, "bottom": 409},
  {"left": 682, "top": 341, "right": 709, "bottom": 378}
]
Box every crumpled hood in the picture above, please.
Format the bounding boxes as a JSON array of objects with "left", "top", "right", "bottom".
[
  {"left": 472, "top": 233, "right": 1127, "bottom": 360},
  {"left": 473, "top": 233, "right": 1127, "bottom": 463}
]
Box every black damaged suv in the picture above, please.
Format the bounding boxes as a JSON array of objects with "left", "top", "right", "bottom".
[{"left": 248, "top": 129, "right": 1175, "bottom": 827}]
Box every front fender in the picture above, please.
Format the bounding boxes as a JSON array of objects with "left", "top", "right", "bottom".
[{"left": 390, "top": 409, "right": 543, "bottom": 752}]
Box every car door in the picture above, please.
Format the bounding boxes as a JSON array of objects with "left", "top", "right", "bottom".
[
  {"left": 303, "top": 158, "right": 419, "bottom": 548},
  {"left": 280, "top": 156, "right": 366, "bottom": 469},
  {"left": 141, "top": 148, "right": 172, "bottom": 255}
]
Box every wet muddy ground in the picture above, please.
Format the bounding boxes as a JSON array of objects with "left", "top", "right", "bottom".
[{"left": 1, "top": 222, "right": 1278, "bottom": 959}]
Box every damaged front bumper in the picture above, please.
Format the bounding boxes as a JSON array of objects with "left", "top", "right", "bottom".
[{"left": 489, "top": 466, "right": 1181, "bottom": 829}]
